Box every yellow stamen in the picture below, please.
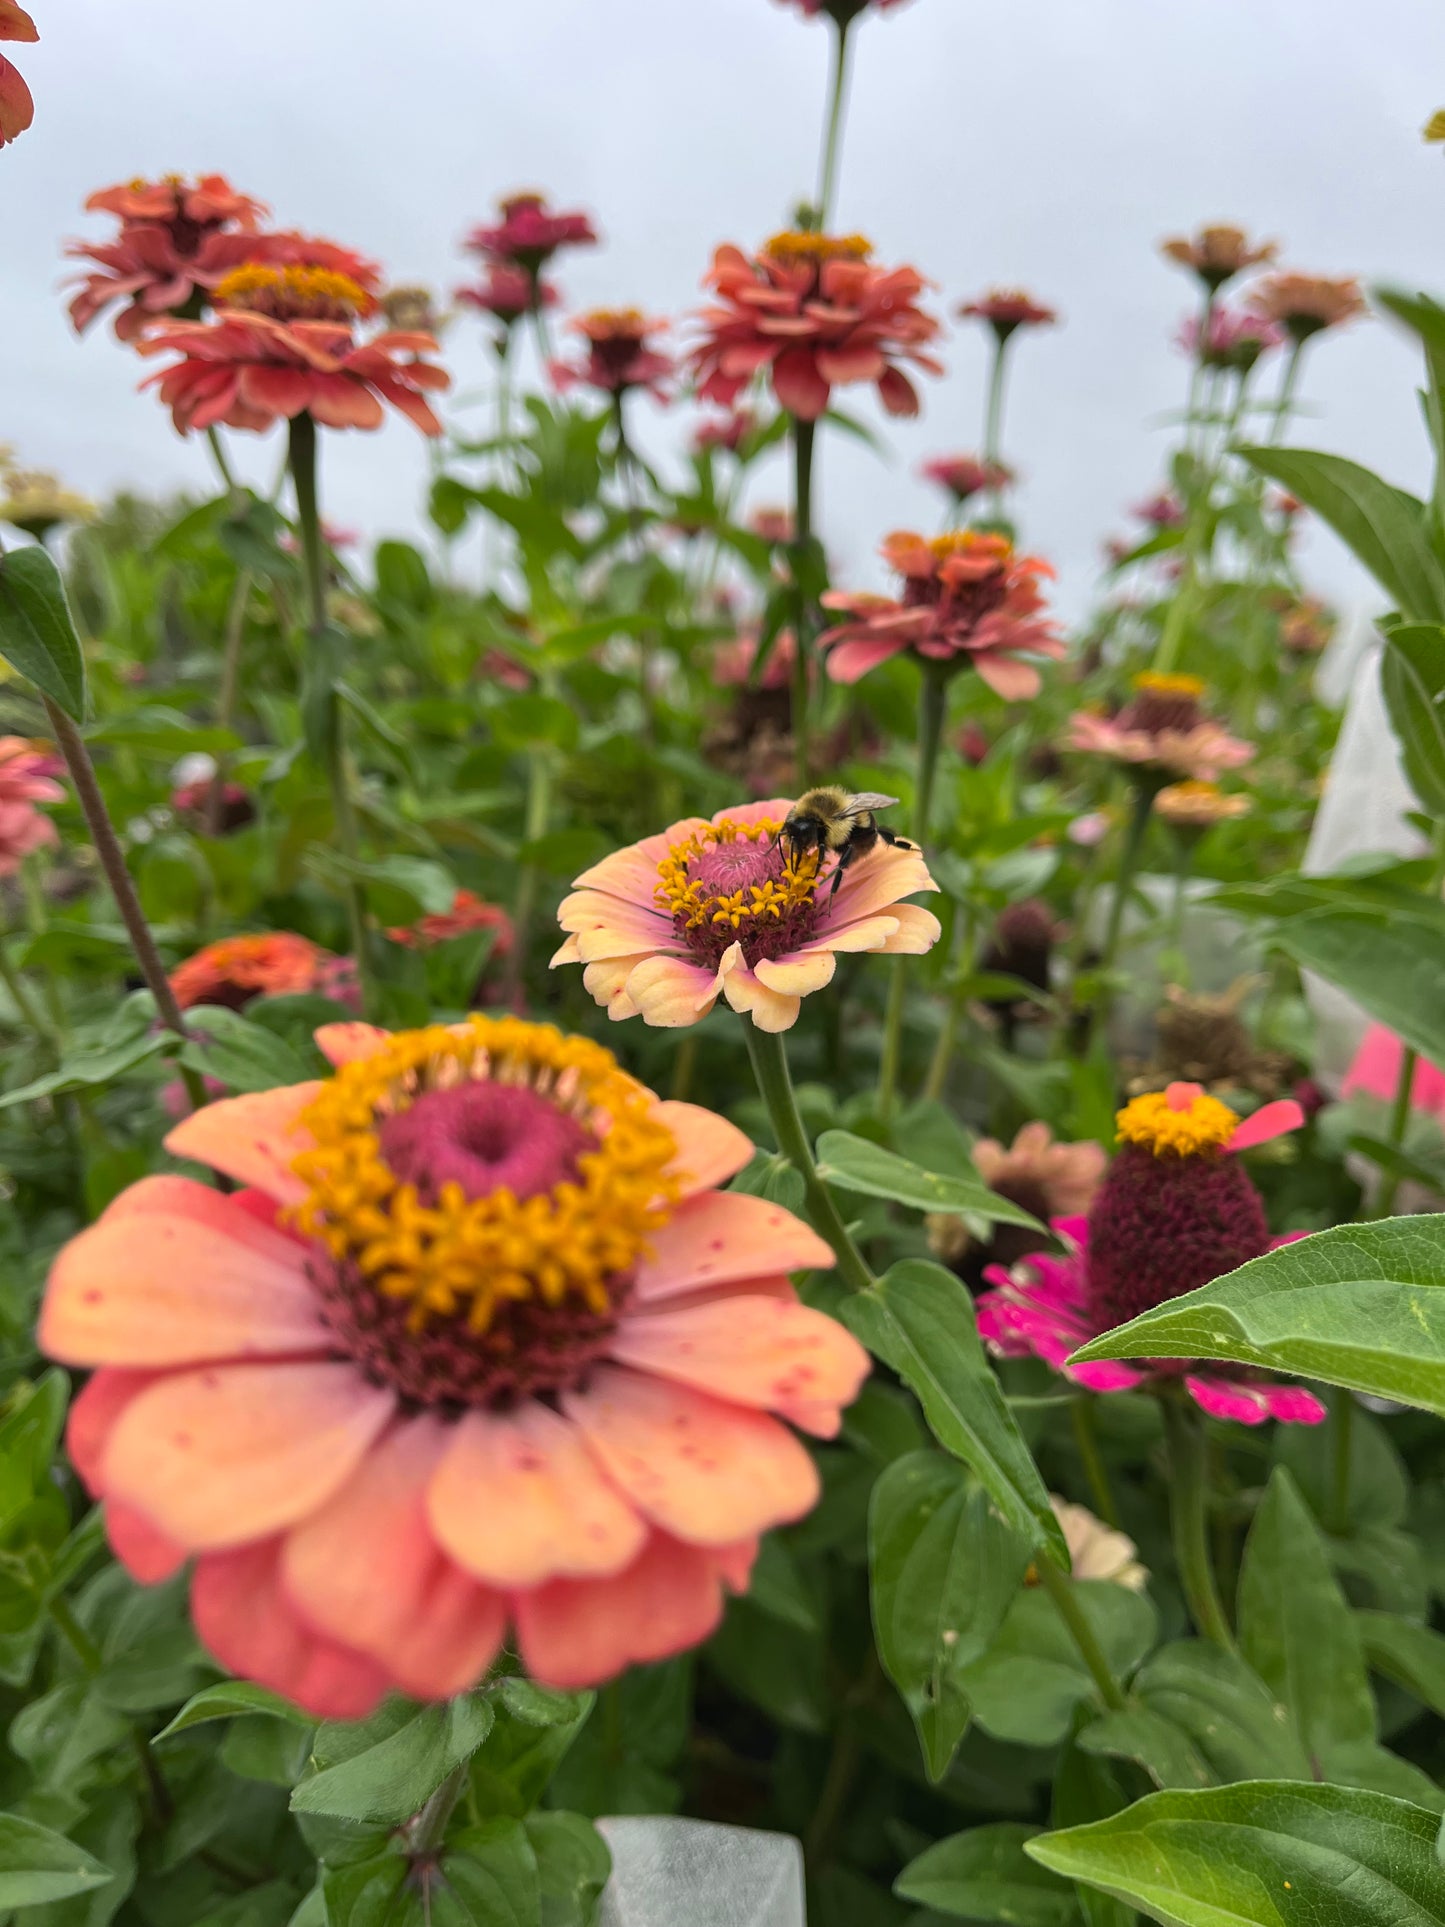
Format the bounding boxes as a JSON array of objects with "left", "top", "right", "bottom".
[
  {"left": 214, "top": 263, "right": 374, "bottom": 320},
  {"left": 654, "top": 817, "right": 819, "bottom": 934},
  {"left": 1132, "top": 671, "right": 1205, "bottom": 699},
  {"left": 927, "top": 530, "right": 1011, "bottom": 563},
  {"left": 289, "top": 1017, "right": 679, "bottom": 1334},
  {"left": 1116, "top": 1086, "right": 1239, "bottom": 1157},
  {"left": 764, "top": 230, "right": 873, "bottom": 266}
]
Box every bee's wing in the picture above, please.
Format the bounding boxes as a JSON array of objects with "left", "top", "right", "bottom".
[{"left": 843, "top": 791, "right": 900, "bottom": 817}]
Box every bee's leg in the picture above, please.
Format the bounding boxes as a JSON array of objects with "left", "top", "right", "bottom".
[
  {"left": 877, "top": 828, "right": 920, "bottom": 853},
  {"left": 827, "top": 842, "right": 859, "bottom": 897}
]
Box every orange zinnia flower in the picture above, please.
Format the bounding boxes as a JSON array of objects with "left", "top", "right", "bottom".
[
  {"left": 138, "top": 252, "right": 448, "bottom": 436},
  {"left": 0, "top": 0, "right": 36, "bottom": 148},
  {"left": 40, "top": 1017, "right": 867, "bottom": 1715},
  {"left": 386, "top": 890, "right": 515, "bottom": 958},
  {"left": 1160, "top": 224, "right": 1277, "bottom": 291},
  {"left": 958, "top": 288, "right": 1057, "bottom": 343},
  {"left": 553, "top": 799, "right": 940, "bottom": 1032},
  {"left": 1248, "top": 272, "right": 1366, "bottom": 342},
  {"left": 691, "top": 231, "right": 942, "bottom": 422},
  {"left": 168, "top": 933, "right": 359, "bottom": 1014}
]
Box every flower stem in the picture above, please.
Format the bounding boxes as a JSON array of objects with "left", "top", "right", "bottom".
[
  {"left": 1370, "top": 1042, "right": 1418, "bottom": 1220},
  {"left": 205, "top": 425, "right": 238, "bottom": 495},
  {"left": 508, "top": 734, "right": 555, "bottom": 1001},
  {"left": 1032, "top": 1554, "right": 1127, "bottom": 1710},
  {"left": 288, "top": 412, "right": 373, "bottom": 1017},
  {"left": 791, "top": 417, "right": 818, "bottom": 782},
  {"left": 1162, "top": 1395, "right": 1235, "bottom": 1650},
  {"left": 877, "top": 664, "right": 949, "bottom": 1121},
  {"left": 41, "top": 696, "right": 208, "bottom": 1112},
  {"left": 1269, "top": 340, "right": 1305, "bottom": 446},
  {"left": 745, "top": 1024, "right": 875, "bottom": 1294},
  {"left": 0, "top": 933, "right": 61, "bottom": 1055},
  {"left": 205, "top": 566, "right": 253, "bottom": 836},
  {"left": 1099, "top": 782, "right": 1156, "bottom": 984},
  {"left": 1071, "top": 1394, "right": 1121, "bottom": 1528},
  {"left": 815, "top": 17, "right": 855, "bottom": 229},
  {"left": 982, "top": 337, "right": 1012, "bottom": 517}
]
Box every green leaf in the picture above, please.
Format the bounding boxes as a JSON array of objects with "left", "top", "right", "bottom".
[
  {"left": 1380, "top": 620, "right": 1445, "bottom": 816},
  {"left": 178, "top": 1006, "right": 315, "bottom": 1095},
  {"left": 1239, "top": 445, "right": 1445, "bottom": 620},
  {"left": 320, "top": 1851, "right": 407, "bottom": 1927},
  {"left": 437, "top": 1819, "right": 540, "bottom": 1927},
  {"left": 290, "top": 1694, "right": 494, "bottom": 1824},
  {"left": 0, "top": 1813, "right": 114, "bottom": 1909},
  {"left": 154, "top": 1682, "right": 312, "bottom": 1742},
  {"left": 958, "top": 1584, "right": 1158, "bottom": 1748},
  {"left": 525, "top": 1812, "right": 611, "bottom": 1927},
  {"left": 1068, "top": 1217, "right": 1445, "bottom": 1416},
  {"left": 869, "top": 1451, "right": 1031, "bottom": 1780},
  {"left": 1269, "top": 901, "right": 1445, "bottom": 1068},
  {"left": 0, "top": 546, "right": 88, "bottom": 718},
  {"left": 1358, "top": 1610, "right": 1445, "bottom": 1719},
  {"left": 839, "top": 1260, "right": 1064, "bottom": 1562},
  {"left": 374, "top": 540, "right": 434, "bottom": 616},
  {"left": 896, "top": 1823, "right": 1077, "bottom": 1924},
  {"left": 1027, "top": 1781, "right": 1445, "bottom": 1927},
  {"left": 816, "top": 1131, "right": 1045, "bottom": 1230}
]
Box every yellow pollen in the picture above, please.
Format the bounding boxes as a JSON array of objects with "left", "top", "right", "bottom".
[
  {"left": 654, "top": 817, "right": 819, "bottom": 934},
  {"left": 1116, "top": 1087, "right": 1240, "bottom": 1157},
  {"left": 582, "top": 307, "right": 647, "bottom": 330},
  {"left": 764, "top": 229, "right": 873, "bottom": 266},
  {"left": 1132, "top": 671, "right": 1206, "bottom": 699},
  {"left": 214, "top": 263, "right": 375, "bottom": 320},
  {"left": 927, "top": 530, "right": 1012, "bottom": 563},
  {"left": 288, "top": 1016, "right": 679, "bottom": 1334}
]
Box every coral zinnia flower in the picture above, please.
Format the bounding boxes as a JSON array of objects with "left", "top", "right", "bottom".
[
  {"left": 465, "top": 192, "right": 598, "bottom": 276},
  {"left": 0, "top": 0, "right": 36, "bottom": 148},
  {"left": 1176, "top": 305, "right": 1282, "bottom": 373},
  {"left": 1277, "top": 596, "right": 1334, "bottom": 655},
  {"left": 386, "top": 889, "right": 515, "bottom": 960},
  {"left": 1154, "top": 781, "right": 1250, "bottom": 828},
  {"left": 958, "top": 289, "right": 1057, "bottom": 343},
  {"left": 552, "top": 309, "right": 674, "bottom": 401},
  {"left": 1066, "top": 674, "right": 1254, "bottom": 782},
  {"left": 1132, "top": 488, "right": 1184, "bottom": 529},
  {"left": 1160, "top": 224, "right": 1277, "bottom": 291},
  {"left": 1248, "top": 272, "right": 1367, "bottom": 342},
  {"left": 169, "top": 933, "right": 359, "bottom": 1015},
  {"left": 694, "top": 408, "right": 757, "bottom": 455},
  {"left": 691, "top": 232, "right": 942, "bottom": 423},
  {"left": 553, "top": 799, "right": 940, "bottom": 1032},
  {"left": 819, "top": 531, "right": 1063, "bottom": 698},
  {"left": 978, "top": 1082, "right": 1324, "bottom": 1425},
  {"left": 0, "top": 735, "right": 61, "bottom": 875},
  {"left": 919, "top": 455, "right": 1014, "bottom": 506},
  {"left": 39, "top": 1016, "right": 867, "bottom": 1715},
  {"left": 457, "top": 264, "right": 558, "bottom": 330},
  {"left": 139, "top": 258, "right": 448, "bottom": 436}
]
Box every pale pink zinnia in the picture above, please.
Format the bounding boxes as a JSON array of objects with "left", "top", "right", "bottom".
[
  {"left": 1066, "top": 674, "right": 1253, "bottom": 782},
  {"left": 0, "top": 734, "right": 61, "bottom": 875}
]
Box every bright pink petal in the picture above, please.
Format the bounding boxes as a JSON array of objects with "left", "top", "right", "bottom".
[
  {"left": 1228, "top": 1099, "right": 1305, "bottom": 1152},
  {"left": 514, "top": 1533, "right": 726, "bottom": 1689}
]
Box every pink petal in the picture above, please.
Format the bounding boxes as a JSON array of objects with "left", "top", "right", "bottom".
[
  {"left": 163, "top": 1084, "right": 322, "bottom": 1208},
  {"left": 314, "top": 1022, "right": 391, "bottom": 1067},
  {"left": 821, "top": 634, "right": 906, "bottom": 683},
  {"left": 752, "top": 950, "right": 837, "bottom": 997},
  {"left": 1228, "top": 1099, "right": 1306, "bottom": 1152},
  {"left": 720, "top": 963, "right": 801, "bottom": 1033},
  {"left": 583, "top": 952, "right": 648, "bottom": 1020},
  {"left": 653, "top": 1102, "right": 755, "bottom": 1198},
  {"left": 973, "top": 653, "right": 1042, "bottom": 702},
  {"left": 624, "top": 953, "right": 727, "bottom": 1028},
  {"left": 771, "top": 346, "right": 830, "bottom": 420},
  {"left": 1184, "top": 1374, "right": 1274, "bottom": 1425},
  {"left": 107, "top": 1501, "right": 187, "bottom": 1583},
  {"left": 514, "top": 1532, "right": 725, "bottom": 1690},
  {"left": 66, "top": 1368, "right": 164, "bottom": 1495},
  {"left": 634, "top": 1191, "right": 833, "bottom": 1305}
]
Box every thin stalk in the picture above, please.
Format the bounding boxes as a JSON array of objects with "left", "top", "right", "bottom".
[
  {"left": 790, "top": 418, "right": 818, "bottom": 781},
  {"left": 1033, "top": 1555, "right": 1127, "bottom": 1710},
  {"left": 815, "top": 17, "right": 855, "bottom": 228},
  {"left": 1184, "top": 287, "right": 1216, "bottom": 459},
  {"left": 982, "top": 336, "right": 1012, "bottom": 519},
  {"left": 528, "top": 295, "right": 555, "bottom": 373},
  {"left": 1329, "top": 1388, "right": 1355, "bottom": 1537},
  {"left": 877, "top": 664, "right": 949, "bottom": 1120},
  {"left": 41, "top": 697, "right": 208, "bottom": 1112},
  {"left": 1071, "top": 1395, "right": 1121, "bottom": 1528},
  {"left": 1163, "top": 1396, "right": 1235, "bottom": 1650},
  {"left": 288, "top": 412, "right": 374, "bottom": 1017},
  {"left": 745, "top": 1025, "right": 875, "bottom": 1294},
  {"left": 922, "top": 901, "right": 974, "bottom": 1104},
  {"left": 204, "top": 425, "right": 237, "bottom": 494},
  {"left": 407, "top": 1764, "right": 469, "bottom": 1856},
  {"left": 1099, "top": 782, "right": 1156, "bottom": 982},
  {"left": 1371, "top": 1043, "right": 1418, "bottom": 1220},
  {"left": 205, "top": 567, "right": 253, "bottom": 835},
  {"left": 508, "top": 739, "right": 555, "bottom": 1000},
  {"left": 0, "top": 935, "right": 62, "bottom": 1054},
  {"left": 670, "top": 1031, "right": 699, "bottom": 1103},
  {"left": 1269, "top": 339, "right": 1305, "bottom": 446}
]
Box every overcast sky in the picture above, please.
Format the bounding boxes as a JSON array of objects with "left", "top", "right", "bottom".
[{"left": 6, "top": 0, "right": 1445, "bottom": 618}]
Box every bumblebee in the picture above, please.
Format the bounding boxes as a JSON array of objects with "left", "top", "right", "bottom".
[{"left": 779, "top": 787, "right": 918, "bottom": 895}]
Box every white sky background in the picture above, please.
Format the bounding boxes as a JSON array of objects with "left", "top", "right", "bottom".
[{"left": 5, "top": 0, "right": 1445, "bottom": 620}]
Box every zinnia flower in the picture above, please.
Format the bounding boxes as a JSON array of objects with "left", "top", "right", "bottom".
[
  {"left": 713, "top": 629, "right": 798, "bottom": 692},
  {"left": 958, "top": 289, "right": 1057, "bottom": 343},
  {"left": 928, "top": 1120, "right": 1107, "bottom": 1277},
  {"left": 465, "top": 192, "right": 598, "bottom": 277},
  {"left": 977, "top": 1081, "right": 1325, "bottom": 1425},
  {"left": 818, "top": 531, "right": 1063, "bottom": 698},
  {"left": 171, "top": 777, "right": 255, "bottom": 835},
  {"left": 1278, "top": 596, "right": 1334, "bottom": 655},
  {"left": 1343, "top": 1025, "right": 1445, "bottom": 1122},
  {"left": 139, "top": 256, "right": 448, "bottom": 436},
  {"left": 1160, "top": 224, "right": 1277, "bottom": 291},
  {"left": 0, "top": 735, "right": 61, "bottom": 875},
  {"left": 691, "top": 231, "right": 942, "bottom": 422},
  {"left": 39, "top": 1016, "right": 868, "bottom": 1714},
  {"left": 1044, "top": 1497, "right": 1148, "bottom": 1591},
  {"left": 386, "top": 890, "right": 515, "bottom": 960},
  {"left": 1132, "top": 489, "right": 1184, "bottom": 530},
  {"left": 457, "top": 265, "right": 558, "bottom": 330},
  {"left": 0, "top": 1, "right": 37, "bottom": 149},
  {"left": 1248, "top": 272, "right": 1367, "bottom": 342},
  {"left": 919, "top": 455, "right": 1014, "bottom": 506},
  {"left": 776, "top": 0, "right": 910, "bottom": 18},
  {"left": 552, "top": 309, "right": 673, "bottom": 401},
  {"left": 169, "top": 933, "right": 360, "bottom": 1014},
  {"left": 0, "top": 462, "right": 93, "bottom": 541},
  {"left": 1066, "top": 674, "right": 1254, "bottom": 782},
  {"left": 1177, "top": 306, "right": 1282, "bottom": 373},
  {"left": 693, "top": 408, "right": 757, "bottom": 455},
  {"left": 1154, "top": 781, "right": 1250, "bottom": 828},
  {"left": 553, "top": 799, "right": 940, "bottom": 1032}
]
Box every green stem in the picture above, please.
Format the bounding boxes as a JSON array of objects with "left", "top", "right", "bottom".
[
  {"left": 1371, "top": 1042, "right": 1417, "bottom": 1220},
  {"left": 1163, "top": 1396, "right": 1235, "bottom": 1650},
  {"left": 0, "top": 934, "right": 61, "bottom": 1053},
  {"left": 509, "top": 737, "right": 555, "bottom": 999},
  {"left": 288, "top": 412, "right": 373, "bottom": 1017},
  {"left": 790, "top": 418, "right": 818, "bottom": 782},
  {"left": 407, "top": 1763, "right": 468, "bottom": 1857},
  {"left": 49, "top": 1596, "right": 103, "bottom": 1673},
  {"left": 877, "top": 664, "right": 949, "bottom": 1121},
  {"left": 1328, "top": 1388, "right": 1355, "bottom": 1537},
  {"left": 745, "top": 1025, "right": 875, "bottom": 1293},
  {"left": 1269, "top": 340, "right": 1305, "bottom": 446},
  {"left": 670, "top": 1031, "right": 699, "bottom": 1103},
  {"left": 205, "top": 567, "right": 253, "bottom": 835},
  {"left": 1033, "top": 1555, "right": 1127, "bottom": 1710},
  {"left": 1071, "top": 1395, "right": 1120, "bottom": 1528},
  {"left": 815, "top": 18, "right": 855, "bottom": 228},
  {"left": 204, "top": 425, "right": 237, "bottom": 494},
  {"left": 1099, "top": 782, "right": 1156, "bottom": 982},
  {"left": 982, "top": 337, "right": 1012, "bottom": 518}
]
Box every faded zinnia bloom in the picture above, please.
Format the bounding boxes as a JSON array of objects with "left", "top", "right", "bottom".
[
  {"left": 552, "top": 309, "right": 674, "bottom": 401},
  {"left": 40, "top": 1016, "right": 868, "bottom": 1714},
  {"left": 0, "top": 0, "right": 36, "bottom": 147},
  {"left": 0, "top": 735, "right": 62, "bottom": 875},
  {"left": 976, "top": 1122, "right": 1107, "bottom": 1225},
  {"left": 958, "top": 288, "right": 1057, "bottom": 343},
  {"left": 1278, "top": 596, "right": 1334, "bottom": 655},
  {"left": 553, "top": 799, "right": 940, "bottom": 1032},
  {"left": 457, "top": 264, "right": 558, "bottom": 331},
  {"left": 1154, "top": 780, "right": 1250, "bottom": 828},
  {"left": 1177, "top": 305, "right": 1282, "bottom": 373},
  {"left": 1046, "top": 1497, "right": 1149, "bottom": 1591},
  {"left": 138, "top": 254, "right": 448, "bottom": 436},
  {"left": 919, "top": 454, "right": 1014, "bottom": 506},
  {"left": 1066, "top": 674, "right": 1254, "bottom": 782},
  {"left": 693, "top": 407, "right": 758, "bottom": 456},
  {"left": 0, "top": 460, "right": 94, "bottom": 541},
  {"left": 1160, "top": 224, "right": 1277, "bottom": 291},
  {"left": 169, "top": 933, "right": 360, "bottom": 1014},
  {"left": 691, "top": 231, "right": 942, "bottom": 422},
  {"left": 1249, "top": 272, "right": 1367, "bottom": 342},
  {"left": 977, "top": 1082, "right": 1324, "bottom": 1425},
  {"left": 819, "top": 531, "right": 1063, "bottom": 698},
  {"left": 1131, "top": 488, "right": 1184, "bottom": 530},
  {"left": 465, "top": 192, "right": 598, "bottom": 278}
]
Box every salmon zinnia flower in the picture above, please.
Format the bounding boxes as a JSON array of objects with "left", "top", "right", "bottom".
[
  {"left": 1066, "top": 674, "right": 1254, "bottom": 782},
  {"left": 919, "top": 455, "right": 1013, "bottom": 506},
  {"left": 553, "top": 799, "right": 940, "bottom": 1032},
  {"left": 1248, "top": 272, "right": 1367, "bottom": 342},
  {"left": 819, "top": 531, "right": 1063, "bottom": 698},
  {"left": 457, "top": 264, "right": 558, "bottom": 331},
  {"left": 0, "top": 735, "right": 61, "bottom": 875},
  {"left": 39, "top": 1016, "right": 868, "bottom": 1715},
  {"left": 138, "top": 254, "right": 448, "bottom": 436},
  {"left": 552, "top": 309, "right": 674, "bottom": 401},
  {"left": 169, "top": 933, "right": 360, "bottom": 1014},
  {"left": 958, "top": 289, "right": 1057, "bottom": 343},
  {"left": 0, "top": 0, "right": 36, "bottom": 149},
  {"left": 777, "top": 0, "right": 911, "bottom": 17},
  {"left": 1160, "top": 224, "right": 1277, "bottom": 291},
  {"left": 691, "top": 232, "right": 942, "bottom": 422}
]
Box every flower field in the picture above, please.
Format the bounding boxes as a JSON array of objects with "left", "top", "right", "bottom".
[{"left": 4, "top": 3, "right": 1445, "bottom": 1923}]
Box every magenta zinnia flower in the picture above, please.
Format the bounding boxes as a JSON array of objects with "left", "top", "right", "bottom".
[
  {"left": 776, "top": 0, "right": 911, "bottom": 17},
  {"left": 552, "top": 309, "right": 673, "bottom": 401},
  {"left": 920, "top": 455, "right": 1014, "bottom": 506},
  {"left": 465, "top": 192, "right": 598, "bottom": 276},
  {"left": 978, "top": 1082, "right": 1325, "bottom": 1425},
  {"left": 457, "top": 264, "right": 558, "bottom": 330}
]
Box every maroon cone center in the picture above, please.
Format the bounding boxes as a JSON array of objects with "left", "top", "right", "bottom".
[{"left": 377, "top": 1082, "right": 593, "bottom": 1204}]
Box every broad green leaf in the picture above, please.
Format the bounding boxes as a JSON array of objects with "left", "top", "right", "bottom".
[
  {"left": 1027, "top": 1781, "right": 1445, "bottom": 1927},
  {"left": 1380, "top": 620, "right": 1445, "bottom": 815},
  {"left": 840, "top": 1260, "right": 1065, "bottom": 1562},
  {"left": 525, "top": 1812, "right": 611, "bottom": 1927},
  {"left": 896, "top": 1823, "right": 1077, "bottom": 1924},
  {"left": 436, "top": 1819, "right": 540, "bottom": 1927},
  {"left": 178, "top": 1006, "right": 315, "bottom": 1095},
  {"left": 1261, "top": 904, "right": 1445, "bottom": 1069},
  {"left": 869, "top": 1451, "right": 1031, "bottom": 1780},
  {"left": 0, "top": 1813, "right": 114, "bottom": 1909},
  {"left": 816, "top": 1131, "right": 1045, "bottom": 1230},
  {"left": 0, "top": 546, "right": 88, "bottom": 718},
  {"left": 374, "top": 539, "right": 433, "bottom": 615},
  {"left": 154, "top": 1681, "right": 312, "bottom": 1741},
  {"left": 957, "top": 1584, "right": 1158, "bottom": 1748},
  {"left": 320, "top": 1851, "right": 407, "bottom": 1927},
  {"left": 1068, "top": 1217, "right": 1445, "bottom": 1416},
  {"left": 1237, "top": 1469, "right": 1376, "bottom": 1757},
  {"left": 1358, "top": 1610, "right": 1445, "bottom": 1719},
  {"left": 1051, "top": 1745, "right": 1137, "bottom": 1927},
  {"left": 470, "top": 1686, "right": 594, "bottom": 1818},
  {"left": 1239, "top": 445, "right": 1445, "bottom": 619},
  {"left": 291, "top": 1694, "right": 494, "bottom": 1824}
]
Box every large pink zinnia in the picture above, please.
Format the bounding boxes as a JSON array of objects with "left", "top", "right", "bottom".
[
  {"left": 819, "top": 531, "right": 1064, "bottom": 698},
  {"left": 691, "top": 231, "right": 942, "bottom": 423},
  {"left": 40, "top": 1016, "right": 868, "bottom": 1717},
  {"left": 978, "top": 1082, "right": 1324, "bottom": 1426}
]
